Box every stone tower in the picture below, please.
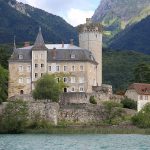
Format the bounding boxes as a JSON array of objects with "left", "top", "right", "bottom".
[
  {"left": 78, "top": 18, "right": 103, "bottom": 86},
  {"left": 31, "top": 27, "right": 48, "bottom": 90}
]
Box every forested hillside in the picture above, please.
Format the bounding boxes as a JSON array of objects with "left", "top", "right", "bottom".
[{"left": 0, "top": 0, "right": 78, "bottom": 44}]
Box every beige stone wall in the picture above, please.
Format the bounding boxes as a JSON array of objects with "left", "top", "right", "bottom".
[
  {"left": 47, "top": 61, "right": 96, "bottom": 93},
  {"left": 8, "top": 60, "right": 97, "bottom": 97},
  {"left": 8, "top": 62, "right": 32, "bottom": 98},
  {"left": 79, "top": 31, "right": 102, "bottom": 86},
  {"left": 32, "top": 50, "right": 47, "bottom": 90}
]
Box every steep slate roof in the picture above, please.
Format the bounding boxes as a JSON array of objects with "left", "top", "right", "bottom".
[
  {"left": 128, "top": 83, "right": 150, "bottom": 95},
  {"left": 9, "top": 44, "right": 97, "bottom": 64},
  {"left": 31, "top": 27, "right": 48, "bottom": 51},
  {"left": 9, "top": 28, "right": 97, "bottom": 64}
]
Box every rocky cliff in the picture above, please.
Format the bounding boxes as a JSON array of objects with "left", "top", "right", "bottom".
[{"left": 92, "top": 0, "right": 150, "bottom": 38}]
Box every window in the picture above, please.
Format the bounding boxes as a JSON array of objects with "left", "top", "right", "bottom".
[
  {"left": 71, "top": 77, "right": 76, "bottom": 83},
  {"left": 140, "top": 95, "right": 143, "bottom": 100},
  {"left": 19, "top": 55, "right": 23, "bottom": 60},
  {"left": 49, "top": 66, "right": 51, "bottom": 71},
  {"left": 20, "top": 90, "right": 24, "bottom": 95},
  {"left": 35, "top": 73, "right": 38, "bottom": 78},
  {"left": 26, "top": 78, "right": 31, "bottom": 84},
  {"left": 41, "top": 73, "right": 43, "bottom": 77},
  {"left": 145, "top": 96, "right": 148, "bottom": 100},
  {"left": 71, "top": 65, "right": 75, "bottom": 72},
  {"left": 19, "top": 77, "right": 23, "bottom": 84},
  {"left": 79, "top": 77, "right": 84, "bottom": 83},
  {"left": 71, "top": 54, "right": 75, "bottom": 59},
  {"left": 79, "top": 86, "right": 84, "bottom": 92},
  {"left": 64, "top": 77, "right": 68, "bottom": 83},
  {"left": 41, "top": 64, "right": 44, "bottom": 68},
  {"left": 80, "top": 65, "right": 84, "bottom": 71},
  {"left": 56, "top": 66, "right": 60, "bottom": 72},
  {"left": 41, "top": 54, "right": 44, "bottom": 59},
  {"left": 64, "top": 88, "right": 67, "bottom": 93},
  {"left": 35, "top": 54, "right": 38, "bottom": 59},
  {"left": 64, "top": 66, "right": 67, "bottom": 72},
  {"left": 27, "top": 66, "right": 31, "bottom": 72},
  {"left": 71, "top": 87, "right": 75, "bottom": 92},
  {"left": 35, "top": 64, "right": 38, "bottom": 68},
  {"left": 18, "top": 66, "right": 23, "bottom": 72}
]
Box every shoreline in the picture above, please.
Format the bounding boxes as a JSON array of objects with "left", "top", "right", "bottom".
[{"left": 3, "top": 126, "right": 148, "bottom": 135}]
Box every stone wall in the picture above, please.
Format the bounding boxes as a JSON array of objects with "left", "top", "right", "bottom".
[
  {"left": 0, "top": 101, "right": 59, "bottom": 125},
  {"left": 59, "top": 104, "right": 104, "bottom": 123},
  {"left": 60, "top": 93, "right": 90, "bottom": 104},
  {"left": 9, "top": 94, "right": 34, "bottom": 102},
  {"left": 28, "top": 102, "right": 59, "bottom": 125},
  {"left": 60, "top": 90, "right": 123, "bottom": 105}
]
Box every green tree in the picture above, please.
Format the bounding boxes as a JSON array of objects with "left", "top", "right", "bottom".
[
  {"left": 103, "top": 101, "right": 124, "bottom": 125},
  {"left": 0, "top": 65, "right": 8, "bottom": 103},
  {"left": 1, "top": 100, "right": 28, "bottom": 133},
  {"left": 133, "top": 63, "right": 150, "bottom": 83},
  {"left": 132, "top": 103, "right": 150, "bottom": 128},
  {"left": 121, "top": 98, "right": 137, "bottom": 110},
  {"left": 0, "top": 46, "right": 12, "bottom": 69},
  {"left": 89, "top": 96, "right": 97, "bottom": 104},
  {"left": 33, "top": 74, "right": 66, "bottom": 102}
]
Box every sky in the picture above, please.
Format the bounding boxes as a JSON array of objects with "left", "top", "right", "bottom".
[{"left": 17, "top": 0, "right": 100, "bottom": 26}]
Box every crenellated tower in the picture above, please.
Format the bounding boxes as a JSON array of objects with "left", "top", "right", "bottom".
[{"left": 78, "top": 18, "right": 103, "bottom": 86}]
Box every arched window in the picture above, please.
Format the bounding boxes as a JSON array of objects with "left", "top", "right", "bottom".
[{"left": 20, "top": 90, "right": 24, "bottom": 95}]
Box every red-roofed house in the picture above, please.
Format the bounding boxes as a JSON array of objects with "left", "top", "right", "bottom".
[{"left": 125, "top": 83, "right": 150, "bottom": 111}]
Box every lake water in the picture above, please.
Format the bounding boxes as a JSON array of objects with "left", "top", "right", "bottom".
[{"left": 0, "top": 134, "right": 150, "bottom": 150}]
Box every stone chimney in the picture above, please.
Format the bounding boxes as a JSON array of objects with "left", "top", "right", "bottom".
[
  {"left": 70, "top": 39, "right": 74, "bottom": 46},
  {"left": 24, "top": 42, "right": 30, "bottom": 47},
  {"left": 51, "top": 48, "right": 57, "bottom": 59},
  {"left": 62, "top": 41, "right": 64, "bottom": 48}
]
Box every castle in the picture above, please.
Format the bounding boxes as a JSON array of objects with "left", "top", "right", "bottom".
[{"left": 8, "top": 18, "right": 103, "bottom": 98}]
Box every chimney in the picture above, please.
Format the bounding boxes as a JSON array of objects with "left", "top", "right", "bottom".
[
  {"left": 51, "top": 48, "right": 57, "bottom": 59},
  {"left": 62, "top": 41, "right": 64, "bottom": 48},
  {"left": 70, "top": 39, "right": 74, "bottom": 46},
  {"left": 24, "top": 42, "right": 30, "bottom": 47}
]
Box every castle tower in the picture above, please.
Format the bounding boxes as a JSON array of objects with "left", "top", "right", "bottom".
[
  {"left": 31, "top": 27, "right": 48, "bottom": 90},
  {"left": 78, "top": 18, "right": 103, "bottom": 86}
]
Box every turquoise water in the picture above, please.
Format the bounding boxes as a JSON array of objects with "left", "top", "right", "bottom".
[{"left": 0, "top": 134, "right": 150, "bottom": 150}]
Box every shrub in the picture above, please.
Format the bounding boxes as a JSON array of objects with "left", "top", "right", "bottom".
[
  {"left": 132, "top": 103, "right": 150, "bottom": 128},
  {"left": 121, "top": 97, "right": 137, "bottom": 110},
  {"left": 28, "top": 113, "right": 53, "bottom": 129},
  {"left": 1, "top": 99, "right": 28, "bottom": 133},
  {"left": 33, "top": 74, "right": 65, "bottom": 102},
  {"left": 89, "top": 96, "right": 97, "bottom": 104},
  {"left": 103, "top": 101, "right": 125, "bottom": 125},
  {"left": 0, "top": 65, "right": 8, "bottom": 103}
]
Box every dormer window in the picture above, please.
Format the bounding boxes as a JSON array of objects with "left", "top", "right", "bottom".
[
  {"left": 19, "top": 54, "right": 23, "bottom": 60},
  {"left": 71, "top": 54, "right": 75, "bottom": 59}
]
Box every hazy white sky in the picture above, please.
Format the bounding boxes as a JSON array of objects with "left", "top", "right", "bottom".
[{"left": 17, "top": 0, "right": 100, "bottom": 26}]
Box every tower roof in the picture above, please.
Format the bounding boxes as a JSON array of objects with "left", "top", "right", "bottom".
[{"left": 32, "top": 27, "right": 48, "bottom": 51}]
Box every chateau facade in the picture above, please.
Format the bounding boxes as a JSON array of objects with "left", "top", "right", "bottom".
[{"left": 8, "top": 19, "right": 102, "bottom": 98}]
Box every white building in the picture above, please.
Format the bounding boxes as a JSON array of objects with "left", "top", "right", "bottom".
[{"left": 125, "top": 83, "right": 150, "bottom": 111}]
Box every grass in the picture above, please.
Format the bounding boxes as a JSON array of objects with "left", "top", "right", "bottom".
[{"left": 24, "top": 126, "right": 150, "bottom": 135}]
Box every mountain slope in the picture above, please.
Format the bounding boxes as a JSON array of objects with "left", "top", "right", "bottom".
[
  {"left": 0, "top": 0, "right": 78, "bottom": 44},
  {"left": 109, "top": 16, "right": 150, "bottom": 54},
  {"left": 92, "top": 0, "right": 150, "bottom": 42},
  {"left": 103, "top": 50, "right": 150, "bottom": 92}
]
